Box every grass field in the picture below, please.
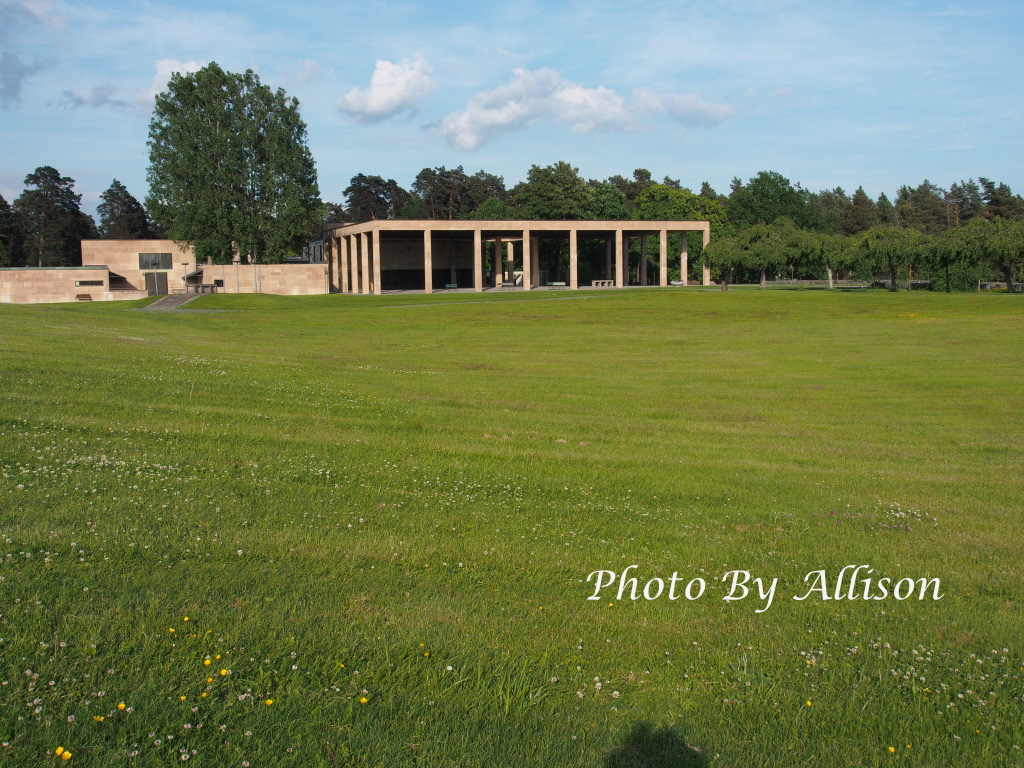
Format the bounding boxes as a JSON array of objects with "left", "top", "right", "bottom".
[{"left": 0, "top": 287, "right": 1021, "bottom": 767}]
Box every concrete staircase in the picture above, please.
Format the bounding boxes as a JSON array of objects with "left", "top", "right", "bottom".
[{"left": 143, "top": 293, "right": 201, "bottom": 311}]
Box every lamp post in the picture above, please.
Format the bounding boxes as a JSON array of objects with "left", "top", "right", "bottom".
[{"left": 180, "top": 262, "right": 190, "bottom": 293}]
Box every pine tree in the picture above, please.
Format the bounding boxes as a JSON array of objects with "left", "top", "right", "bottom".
[
  {"left": 14, "top": 166, "right": 94, "bottom": 267},
  {"left": 98, "top": 179, "right": 152, "bottom": 239}
]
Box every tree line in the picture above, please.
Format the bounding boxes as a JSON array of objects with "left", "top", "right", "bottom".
[
  {"left": 2, "top": 60, "right": 1021, "bottom": 291},
  {"left": 332, "top": 164, "right": 1024, "bottom": 292}
]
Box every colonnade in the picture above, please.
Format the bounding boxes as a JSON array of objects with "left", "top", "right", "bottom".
[{"left": 324, "top": 221, "right": 711, "bottom": 295}]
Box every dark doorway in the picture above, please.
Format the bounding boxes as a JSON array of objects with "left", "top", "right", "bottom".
[{"left": 144, "top": 272, "right": 168, "bottom": 296}]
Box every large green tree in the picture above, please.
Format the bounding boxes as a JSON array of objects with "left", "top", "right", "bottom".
[
  {"left": 343, "top": 174, "right": 409, "bottom": 221},
  {"left": 13, "top": 166, "right": 95, "bottom": 267},
  {"left": 146, "top": 62, "right": 320, "bottom": 264},
  {"left": 513, "top": 162, "right": 593, "bottom": 220},
  {"left": 98, "top": 179, "right": 153, "bottom": 239}
]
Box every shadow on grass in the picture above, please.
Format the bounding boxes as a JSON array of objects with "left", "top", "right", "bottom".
[{"left": 603, "top": 722, "right": 709, "bottom": 768}]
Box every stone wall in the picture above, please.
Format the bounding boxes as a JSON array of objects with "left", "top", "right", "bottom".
[{"left": 0, "top": 267, "right": 149, "bottom": 304}]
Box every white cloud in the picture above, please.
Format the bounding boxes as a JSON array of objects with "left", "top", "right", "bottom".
[
  {"left": 337, "top": 54, "right": 435, "bottom": 122},
  {"left": 633, "top": 88, "right": 735, "bottom": 127},
  {"left": 292, "top": 58, "right": 322, "bottom": 85},
  {"left": 441, "top": 68, "right": 733, "bottom": 151},
  {"left": 139, "top": 58, "right": 205, "bottom": 104}
]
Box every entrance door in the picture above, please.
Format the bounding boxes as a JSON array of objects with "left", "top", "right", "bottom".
[{"left": 145, "top": 272, "right": 168, "bottom": 296}]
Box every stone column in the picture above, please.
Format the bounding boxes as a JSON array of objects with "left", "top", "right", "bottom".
[
  {"left": 530, "top": 236, "right": 540, "bottom": 287},
  {"left": 494, "top": 237, "right": 503, "bottom": 287},
  {"left": 473, "top": 229, "right": 483, "bottom": 292},
  {"left": 659, "top": 230, "right": 668, "bottom": 287},
  {"left": 640, "top": 235, "right": 648, "bottom": 286},
  {"left": 702, "top": 227, "right": 711, "bottom": 286},
  {"left": 522, "top": 230, "right": 532, "bottom": 290},
  {"left": 680, "top": 233, "right": 689, "bottom": 287},
  {"left": 360, "top": 232, "right": 371, "bottom": 294},
  {"left": 372, "top": 229, "right": 382, "bottom": 295},
  {"left": 614, "top": 229, "right": 624, "bottom": 287},
  {"left": 339, "top": 237, "right": 349, "bottom": 293},
  {"left": 349, "top": 236, "right": 360, "bottom": 294},
  {"left": 423, "top": 229, "right": 433, "bottom": 294},
  {"left": 569, "top": 229, "right": 579, "bottom": 289}
]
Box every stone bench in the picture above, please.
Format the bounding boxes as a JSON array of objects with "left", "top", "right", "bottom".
[
  {"left": 591, "top": 280, "right": 614, "bottom": 288},
  {"left": 75, "top": 294, "right": 93, "bottom": 301}
]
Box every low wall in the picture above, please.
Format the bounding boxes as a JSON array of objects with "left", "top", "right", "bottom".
[
  {"left": 198, "top": 263, "right": 329, "bottom": 295},
  {"left": 0, "top": 267, "right": 120, "bottom": 304}
]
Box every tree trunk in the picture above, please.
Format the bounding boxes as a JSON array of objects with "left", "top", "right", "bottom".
[
  {"left": 888, "top": 259, "right": 897, "bottom": 292},
  {"left": 945, "top": 263, "right": 951, "bottom": 293},
  {"left": 1003, "top": 262, "right": 1017, "bottom": 293},
  {"left": 907, "top": 264, "right": 913, "bottom": 291},
  {"left": 826, "top": 264, "right": 834, "bottom": 290},
  {"left": 760, "top": 270, "right": 766, "bottom": 289}
]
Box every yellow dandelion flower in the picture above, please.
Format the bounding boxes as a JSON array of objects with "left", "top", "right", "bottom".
[
  {"left": 206, "top": 677, "right": 213, "bottom": 683},
  {"left": 55, "top": 747, "right": 65, "bottom": 756},
  {"left": 423, "top": 652, "right": 430, "bottom": 657},
  {"left": 93, "top": 715, "right": 104, "bottom": 722},
  {"left": 265, "top": 699, "right": 274, "bottom": 706},
  {"left": 201, "top": 692, "right": 208, "bottom": 698},
  {"left": 203, "top": 659, "right": 211, "bottom": 666},
  {"left": 359, "top": 696, "right": 369, "bottom": 704},
  {"left": 608, "top": 602, "right": 614, "bottom": 607},
  {"left": 62, "top": 751, "right": 72, "bottom": 760},
  {"left": 180, "top": 695, "right": 187, "bottom": 701},
  {"left": 419, "top": 643, "right": 425, "bottom": 648},
  {"left": 806, "top": 700, "right": 812, "bottom": 706},
  {"left": 888, "top": 746, "right": 895, "bottom": 753},
  {"left": 117, "top": 702, "right": 126, "bottom": 710},
  {"left": 169, "top": 628, "right": 175, "bottom": 634},
  {"left": 220, "top": 669, "right": 228, "bottom": 676},
  {"left": 183, "top": 616, "right": 189, "bottom": 622},
  {"left": 215, "top": 654, "right": 221, "bottom": 660}
]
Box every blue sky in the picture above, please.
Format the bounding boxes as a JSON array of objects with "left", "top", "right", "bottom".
[{"left": 2, "top": 0, "right": 1022, "bottom": 217}]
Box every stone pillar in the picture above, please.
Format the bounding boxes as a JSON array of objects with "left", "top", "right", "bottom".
[
  {"left": 372, "top": 229, "right": 382, "bottom": 295},
  {"left": 614, "top": 229, "right": 624, "bottom": 288},
  {"left": 522, "top": 230, "right": 532, "bottom": 290},
  {"left": 702, "top": 227, "right": 711, "bottom": 286},
  {"left": 473, "top": 229, "right": 483, "bottom": 292},
  {"left": 640, "top": 235, "right": 648, "bottom": 286},
  {"left": 423, "top": 230, "right": 433, "bottom": 294},
  {"left": 569, "top": 229, "right": 578, "bottom": 290},
  {"left": 494, "top": 237, "right": 503, "bottom": 287},
  {"left": 349, "top": 236, "right": 360, "bottom": 294},
  {"left": 659, "top": 230, "right": 668, "bottom": 287},
  {"left": 339, "top": 237, "right": 349, "bottom": 293},
  {"left": 680, "top": 233, "right": 689, "bottom": 287},
  {"left": 531, "top": 236, "right": 540, "bottom": 287},
  {"left": 360, "top": 233, "right": 371, "bottom": 294}
]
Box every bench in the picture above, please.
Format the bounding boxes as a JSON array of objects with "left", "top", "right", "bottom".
[
  {"left": 445, "top": 283, "right": 458, "bottom": 289},
  {"left": 591, "top": 279, "right": 614, "bottom": 288},
  {"left": 75, "top": 294, "right": 93, "bottom": 301},
  {"left": 549, "top": 281, "right": 567, "bottom": 287}
]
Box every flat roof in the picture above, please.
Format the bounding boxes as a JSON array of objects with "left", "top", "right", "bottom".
[{"left": 325, "top": 219, "right": 710, "bottom": 237}]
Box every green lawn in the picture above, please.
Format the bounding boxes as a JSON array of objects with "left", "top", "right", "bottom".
[{"left": 0, "top": 288, "right": 1021, "bottom": 767}]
